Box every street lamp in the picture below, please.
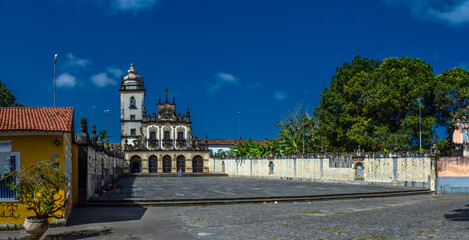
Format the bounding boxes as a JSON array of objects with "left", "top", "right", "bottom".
[
  {"left": 92, "top": 106, "right": 96, "bottom": 126},
  {"left": 53, "top": 54, "right": 59, "bottom": 107},
  {"left": 104, "top": 110, "right": 110, "bottom": 133},
  {"left": 418, "top": 97, "right": 422, "bottom": 150},
  {"left": 238, "top": 112, "right": 241, "bottom": 140}
]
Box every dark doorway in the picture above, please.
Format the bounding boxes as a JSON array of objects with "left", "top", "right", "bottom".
[
  {"left": 177, "top": 155, "right": 185, "bottom": 173},
  {"left": 163, "top": 155, "right": 172, "bottom": 173},
  {"left": 192, "top": 156, "right": 203, "bottom": 173},
  {"left": 130, "top": 156, "right": 142, "bottom": 173},
  {"left": 149, "top": 155, "right": 157, "bottom": 173}
]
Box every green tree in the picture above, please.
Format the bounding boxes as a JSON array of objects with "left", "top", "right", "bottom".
[
  {"left": 276, "top": 104, "right": 322, "bottom": 154},
  {"left": 315, "top": 55, "right": 381, "bottom": 151},
  {"left": 0, "top": 80, "right": 21, "bottom": 107},
  {"left": 315, "top": 56, "right": 437, "bottom": 152},
  {"left": 434, "top": 67, "right": 469, "bottom": 154},
  {"left": 98, "top": 129, "right": 111, "bottom": 143}
]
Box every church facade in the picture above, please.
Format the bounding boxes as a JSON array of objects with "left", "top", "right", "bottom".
[{"left": 119, "top": 62, "right": 210, "bottom": 173}]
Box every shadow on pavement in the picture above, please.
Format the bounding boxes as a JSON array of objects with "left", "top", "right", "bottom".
[
  {"left": 43, "top": 229, "right": 113, "bottom": 240},
  {"left": 67, "top": 206, "right": 147, "bottom": 225},
  {"left": 444, "top": 204, "right": 469, "bottom": 221}
]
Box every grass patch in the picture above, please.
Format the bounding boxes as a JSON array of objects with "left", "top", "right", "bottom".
[
  {"left": 303, "top": 210, "right": 326, "bottom": 214},
  {"left": 324, "top": 227, "right": 341, "bottom": 233},
  {"left": 414, "top": 228, "right": 437, "bottom": 236},
  {"left": 291, "top": 217, "right": 303, "bottom": 220},
  {"left": 281, "top": 222, "right": 291, "bottom": 226},
  {"left": 193, "top": 205, "right": 208, "bottom": 209},
  {"left": 432, "top": 195, "right": 445, "bottom": 199},
  {"left": 194, "top": 218, "right": 203, "bottom": 221},
  {"left": 352, "top": 236, "right": 390, "bottom": 240}
]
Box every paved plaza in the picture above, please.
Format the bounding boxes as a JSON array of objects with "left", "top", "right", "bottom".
[
  {"left": 2, "top": 194, "right": 469, "bottom": 239},
  {"left": 2, "top": 176, "right": 469, "bottom": 239},
  {"left": 99, "top": 176, "right": 425, "bottom": 200}
]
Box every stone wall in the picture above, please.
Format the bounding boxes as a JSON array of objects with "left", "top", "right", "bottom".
[
  {"left": 210, "top": 151, "right": 436, "bottom": 190},
  {"left": 77, "top": 118, "right": 125, "bottom": 203}
]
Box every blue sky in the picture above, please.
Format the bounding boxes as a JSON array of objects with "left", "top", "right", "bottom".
[{"left": 1, "top": 0, "right": 469, "bottom": 143}]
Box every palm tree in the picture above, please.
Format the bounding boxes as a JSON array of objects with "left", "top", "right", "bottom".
[{"left": 98, "top": 129, "right": 111, "bottom": 143}]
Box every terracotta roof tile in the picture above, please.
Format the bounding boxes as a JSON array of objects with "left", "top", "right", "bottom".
[
  {"left": 0, "top": 107, "right": 74, "bottom": 132},
  {"left": 198, "top": 139, "right": 267, "bottom": 146}
]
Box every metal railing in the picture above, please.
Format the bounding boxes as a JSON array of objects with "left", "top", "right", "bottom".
[{"left": 0, "top": 176, "right": 16, "bottom": 201}]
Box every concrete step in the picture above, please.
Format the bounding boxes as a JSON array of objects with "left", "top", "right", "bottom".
[
  {"left": 80, "top": 189, "right": 434, "bottom": 207},
  {"left": 123, "top": 173, "right": 228, "bottom": 177}
]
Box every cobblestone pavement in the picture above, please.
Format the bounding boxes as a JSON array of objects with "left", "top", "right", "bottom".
[
  {"left": 100, "top": 176, "right": 424, "bottom": 200},
  {"left": 3, "top": 194, "right": 469, "bottom": 239},
  {"left": 167, "top": 194, "right": 469, "bottom": 240}
]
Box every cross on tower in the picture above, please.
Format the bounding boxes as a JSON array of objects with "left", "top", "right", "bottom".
[{"left": 164, "top": 88, "right": 169, "bottom": 103}]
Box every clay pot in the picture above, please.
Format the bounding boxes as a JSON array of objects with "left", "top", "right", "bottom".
[{"left": 24, "top": 216, "right": 49, "bottom": 238}]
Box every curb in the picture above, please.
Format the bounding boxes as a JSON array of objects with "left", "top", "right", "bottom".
[{"left": 80, "top": 189, "right": 433, "bottom": 207}]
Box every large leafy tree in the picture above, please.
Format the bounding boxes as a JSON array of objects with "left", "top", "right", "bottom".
[
  {"left": 234, "top": 56, "right": 469, "bottom": 156},
  {"left": 315, "top": 55, "right": 381, "bottom": 151},
  {"left": 315, "top": 56, "right": 437, "bottom": 152},
  {"left": 434, "top": 67, "right": 469, "bottom": 154},
  {"left": 0, "top": 80, "right": 21, "bottom": 107}
]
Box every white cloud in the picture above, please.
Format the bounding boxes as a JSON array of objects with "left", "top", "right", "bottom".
[
  {"left": 111, "top": 0, "right": 159, "bottom": 12},
  {"left": 91, "top": 73, "right": 117, "bottom": 87},
  {"left": 106, "top": 66, "right": 124, "bottom": 78},
  {"left": 207, "top": 72, "right": 241, "bottom": 94},
  {"left": 90, "top": 66, "right": 123, "bottom": 87},
  {"left": 217, "top": 72, "right": 239, "bottom": 84},
  {"left": 273, "top": 90, "right": 287, "bottom": 102},
  {"left": 383, "top": 0, "right": 469, "bottom": 25},
  {"left": 56, "top": 73, "right": 77, "bottom": 88},
  {"left": 64, "top": 53, "right": 91, "bottom": 68},
  {"left": 434, "top": 1, "right": 469, "bottom": 24}
]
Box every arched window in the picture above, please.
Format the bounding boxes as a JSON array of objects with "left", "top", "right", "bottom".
[
  {"left": 163, "top": 155, "right": 172, "bottom": 173},
  {"left": 269, "top": 161, "right": 274, "bottom": 174},
  {"left": 222, "top": 161, "right": 225, "bottom": 173},
  {"left": 130, "top": 97, "right": 136, "bottom": 108},
  {"left": 177, "top": 155, "right": 186, "bottom": 173},
  {"left": 130, "top": 155, "right": 142, "bottom": 173},
  {"left": 149, "top": 155, "right": 157, "bottom": 173},
  {"left": 192, "top": 155, "right": 203, "bottom": 173}
]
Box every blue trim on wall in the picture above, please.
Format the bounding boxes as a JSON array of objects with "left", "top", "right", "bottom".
[{"left": 438, "top": 177, "right": 469, "bottom": 193}]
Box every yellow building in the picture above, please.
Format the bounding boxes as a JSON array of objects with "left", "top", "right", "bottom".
[{"left": 0, "top": 107, "right": 76, "bottom": 225}]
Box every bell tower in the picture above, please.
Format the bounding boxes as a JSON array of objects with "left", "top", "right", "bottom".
[{"left": 119, "top": 61, "right": 146, "bottom": 147}]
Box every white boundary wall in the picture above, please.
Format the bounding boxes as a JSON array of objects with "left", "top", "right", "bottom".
[{"left": 210, "top": 154, "right": 436, "bottom": 190}]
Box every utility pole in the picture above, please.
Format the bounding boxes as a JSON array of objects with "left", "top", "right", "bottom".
[
  {"left": 418, "top": 97, "right": 422, "bottom": 150},
  {"left": 104, "top": 110, "right": 110, "bottom": 133},
  {"left": 238, "top": 112, "right": 241, "bottom": 140},
  {"left": 92, "top": 106, "right": 95, "bottom": 126},
  {"left": 302, "top": 114, "right": 305, "bottom": 155},
  {"left": 53, "top": 54, "right": 59, "bottom": 107}
]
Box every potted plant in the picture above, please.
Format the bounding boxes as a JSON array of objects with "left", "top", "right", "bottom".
[{"left": 6, "top": 160, "right": 70, "bottom": 238}]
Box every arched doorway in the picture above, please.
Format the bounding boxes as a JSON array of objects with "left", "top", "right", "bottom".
[
  {"left": 149, "top": 155, "right": 157, "bottom": 173},
  {"left": 177, "top": 155, "right": 185, "bottom": 173},
  {"left": 192, "top": 155, "right": 203, "bottom": 173},
  {"left": 163, "top": 155, "right": 172, "bottom": 173},
  {"left": 130, "top": 155, "right": 142, "bottom": 173},
  {"left": 355, "top": 162, "right": 364, "bottom": 179}
]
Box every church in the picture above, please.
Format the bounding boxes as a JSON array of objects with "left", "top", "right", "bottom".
[{"left": 119, "top": 62, "right": 210, "bottom": 173}]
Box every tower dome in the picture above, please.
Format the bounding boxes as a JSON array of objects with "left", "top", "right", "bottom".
[{"left": 121, "top": 61, "right": 144, "bottom": 90}]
